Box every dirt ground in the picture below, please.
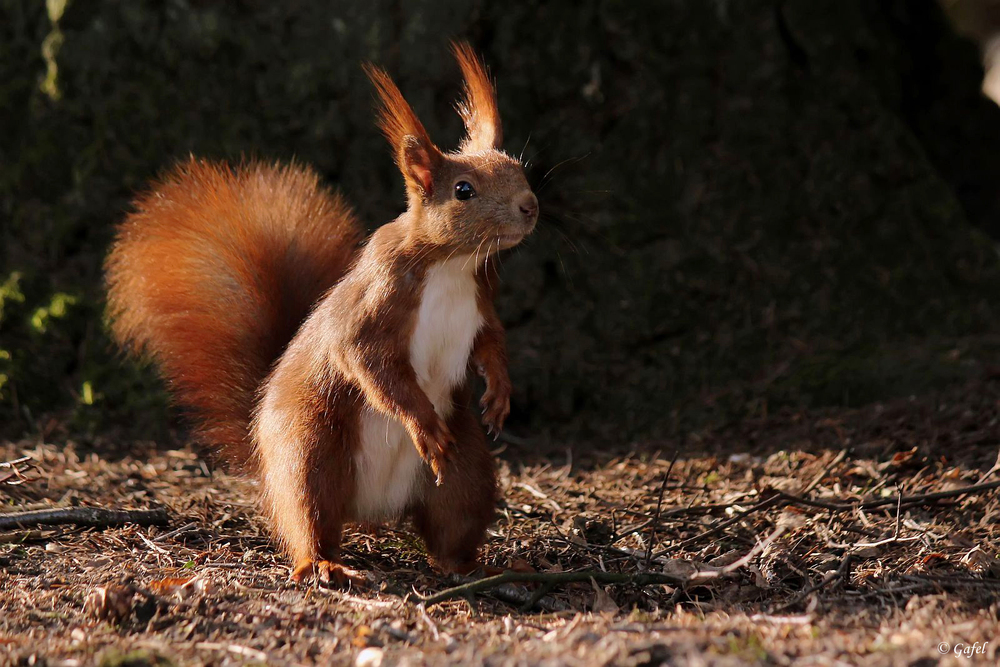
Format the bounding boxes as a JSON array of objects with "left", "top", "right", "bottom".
[{"left": 2, "top": 378, "right": 1000, "bottom": 666}]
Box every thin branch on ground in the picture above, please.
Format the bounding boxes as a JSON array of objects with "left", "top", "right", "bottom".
[
  {"left": 417, "top": 524, "right": 787, "bottom": 608},
  {"left": 0, "top": 456, "right": 38, "bottom": 486},
  {"left": 645, "top": 450, "right": 679, "bottom": 567},
  {"left": 652, "top": 476, "right": 1000, "bottom": 559},
  {"left": 0, "top": 507, "right": 170, "bottom": 530},
  {"left": 153, "top": 521, "right": 199, "bottom": 543},
  {"left": 712, "top": 524, "right": 787, "bottom": 576},
  {"left": 776, "top": 477, "right": 1000, "bottom": 513},
  {"left": 610, "top": 500, "right": 750, "bottom": 545},
  {"left": 654, "top": 494, "right": 784, "bottom": 556},
  {"left": 900, "top": 574, "right": 1000, "bottom": 588},
  {"left": 411, "top": 569, "right": 689, "bottom": 607}
]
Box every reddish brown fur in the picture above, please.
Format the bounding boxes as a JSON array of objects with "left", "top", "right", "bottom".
[
  {"left": 363, "top": 63, "right": 437, "bottom": 163},
  {"left": 106, "top": 44, "right": 537, "bottom": 580},
  {"left": 453, "top": 42, "right": 503, "bottom": 152},
  {"left": 106, "top": 159, "right": 363, "bottom": 470},
  {"left": 473, "top": 268, "right": 513, "bottom": 435},
  {"left": 412, "top": 381, "right": 499, "bottom": 572},
  {"left": 363, "top": 63, "right": 445, "bottom": 200}
]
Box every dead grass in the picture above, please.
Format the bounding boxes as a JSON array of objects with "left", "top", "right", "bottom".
[{"left": 2, "top": 380, "right": 1000, "bottom": 666}]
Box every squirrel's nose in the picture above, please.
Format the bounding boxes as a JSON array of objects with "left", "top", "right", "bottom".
[{"left": 516, "top": 192, "right": 538, "bottom": 221}]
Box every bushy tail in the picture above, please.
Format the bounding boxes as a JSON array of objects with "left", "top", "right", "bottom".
[{"left": 106, "top": 158, "right": 363, "bottom": 469}]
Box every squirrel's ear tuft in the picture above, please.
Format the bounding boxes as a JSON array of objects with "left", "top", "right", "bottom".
[
  {"left": 452, "top": 42, "right": 503, "bottom": 152},
  {"left": 364, "top": 63, "right": 443, "bottom": 197}
]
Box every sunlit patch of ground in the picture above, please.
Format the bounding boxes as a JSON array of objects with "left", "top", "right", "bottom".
[{"left": 2, "top": 380, "right": 999, "bottom": 666}]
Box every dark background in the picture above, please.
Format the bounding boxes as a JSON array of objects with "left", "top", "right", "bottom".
[{"left": 2, "top": 0, "right": 999, "bottom": 447}]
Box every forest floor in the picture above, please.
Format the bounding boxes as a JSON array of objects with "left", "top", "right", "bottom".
[{"left": 2, "top": 378, "right": 1000, "bottom": 666}]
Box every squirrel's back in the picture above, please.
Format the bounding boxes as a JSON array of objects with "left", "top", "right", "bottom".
[{"left": 106, "top": 158, "right": 363, "bottom": 468}]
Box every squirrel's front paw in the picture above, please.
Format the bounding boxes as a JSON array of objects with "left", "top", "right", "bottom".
[
  {"left": 480, "top": 380, "right": 511, "bottom": 437},
  {"left": 413, "top": 419, "right": 454, "bottom": 485}
]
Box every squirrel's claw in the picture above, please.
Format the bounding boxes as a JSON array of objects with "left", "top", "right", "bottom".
[
  {"left": 480, "top": 386, "right": 510, "bottom": 436},
  {"left": 412, "top": 418, "right": 454, "bottom": 485}
]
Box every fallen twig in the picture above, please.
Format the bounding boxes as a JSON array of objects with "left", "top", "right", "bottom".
[
  {"left": 652, "top": 476, "right": 1000, "bottom": 559},
  {"left": 416, "top": 523, "right": 788, "bottom": 609},
  {"left": 776, "top": 478, "right": 1000, "bottom": 513},
  {"left": 0, "top": 529, "right": 43, "bottom": 544},
  {"left": 662, "top": 494, "right": 784, "bottom": 554},
  {"left": 411, "top": 569, "right": 688, "bottom": 607},
  {"left": 900, "top": 574, "right": 1000, "bottom": 589},
  {"left": 610, "top": 447, "right": 823, "bottom": 549},
  {"left": 0, "top": 456, "right": 38, "bottom": 487},
  {"left": 610, "top": 500, "right": 750, "bottom": 545},
  {"left": 0, "top": 507, "right": 169, "bottom": 530},
  {"left": 153, "top": 521, "right": 199, "bottom": 543},
  {"left": 711, "top": 523, "right": 786, "bottom": 576},
  {"left": 645, "top": 450, "right": 679, "bottom": 566},
  {"left": 431, "top": 573, "right": 568, "bottom": 611}
]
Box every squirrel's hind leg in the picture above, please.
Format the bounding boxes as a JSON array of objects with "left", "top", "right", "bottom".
[
  {"left": 256, "top": 408, "right": 362, "bottom": 585},
  {"left": 410, "top": 403, "right": 498, "bottom": 573}
]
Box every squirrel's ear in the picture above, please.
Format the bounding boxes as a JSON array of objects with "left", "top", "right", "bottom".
[
  {"left": 400, "top": 135, "right": 438, "bottom": 196},
  {"left": 452, "top": 42, "right": 503, "bottom": 152},
  {"left": 364, "top": 63, "right": 443, "bottom": 197}
]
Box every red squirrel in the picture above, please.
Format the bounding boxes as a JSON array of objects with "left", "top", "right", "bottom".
[{"left": 105, "top": 44, "right": 537, "bottom": 584}]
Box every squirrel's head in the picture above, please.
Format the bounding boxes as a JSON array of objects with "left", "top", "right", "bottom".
[{"left": 365, "top": 43, "right": 537, "bottom": 255}]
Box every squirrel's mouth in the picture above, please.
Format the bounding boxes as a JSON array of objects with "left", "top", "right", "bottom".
[{"left": 495, "top": 233, "right": 525, "bottom": 250}]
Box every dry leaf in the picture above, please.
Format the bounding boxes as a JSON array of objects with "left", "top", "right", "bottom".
[
  {"left": 148, "top": 576, "right": 208, "bottom": 599},
  {"left": 888, "top": 448, "right": 917, "bottom": 466},
  {"left": 961, "top": 547, "right": 997, "bottom": 574},
  {"left": 589, "top": 577, "right": 619, "bottom": 615},
  {"left": 508, "top": 558, "right": 536, "bottom": 574},
  {"left": 659, "top": 559, "right": 699, "bottom": 580},
  {"left": 918, "top": 553, "right": 948, "bottom": 569}
]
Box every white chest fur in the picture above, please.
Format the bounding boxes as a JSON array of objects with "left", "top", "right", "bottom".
[
  {"left": 351, "top": 255, "right": 483, "bottom": 521},
  {"left": 408, "top": 255, "right": 484, "bottom": 414}
]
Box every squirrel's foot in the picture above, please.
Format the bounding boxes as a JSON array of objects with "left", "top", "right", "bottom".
[{"left": 291, "top": 559, "right": 368, "bottom": 587}]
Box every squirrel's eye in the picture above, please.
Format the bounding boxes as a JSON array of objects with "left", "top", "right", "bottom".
[{"left": 454, "top": 181, "right": 476, "bottom": 201}]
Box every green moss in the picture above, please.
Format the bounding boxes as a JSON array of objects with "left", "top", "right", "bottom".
[
  {"left": 0, "top": 273, "right": 25, "bottom": 324},
  {"left": 29, "top": 292, "right": 77, "bottom": 334}
]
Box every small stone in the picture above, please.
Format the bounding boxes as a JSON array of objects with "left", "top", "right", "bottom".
[{"left": 356, "top": 646, "right": 383, "bottom": 667}]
